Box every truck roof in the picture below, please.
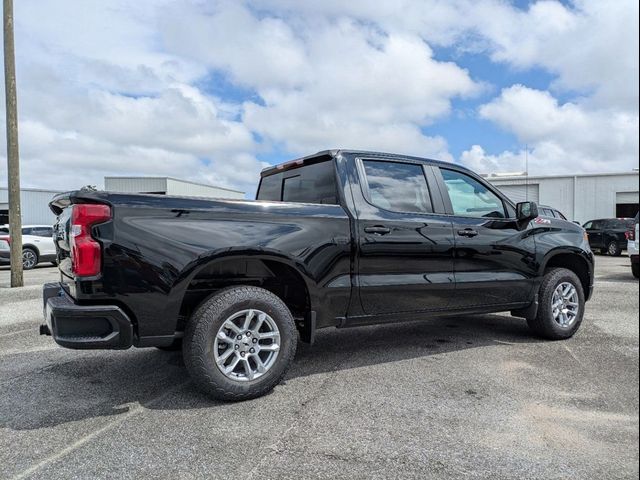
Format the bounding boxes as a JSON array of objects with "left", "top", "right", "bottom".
[{"left": 260, "top": 149, "right": 465, "bottom": 177}]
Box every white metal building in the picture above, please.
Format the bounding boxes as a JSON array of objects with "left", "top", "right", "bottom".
[
  {"left": 104, "top": 177, "right": 245, "bottom": 200},
  {"left": 488, "top": 171, "right": 639, "bottom": 224},
  {"left": 1, "top": 177, "right": 244, "bottom": 226},
  {"left": 0, "top": 187, "right": 61, "bottom": 226}
]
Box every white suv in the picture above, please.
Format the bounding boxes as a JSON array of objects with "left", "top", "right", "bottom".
[
  {"left": 0, "top": 224, "right": 57, "bottom": 269},
  {"left": 628, "top": 213, "right": 639, "bottom": 279}
]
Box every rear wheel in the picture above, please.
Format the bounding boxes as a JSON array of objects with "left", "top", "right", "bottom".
[
  {"left": 22, "top": 248, "right": 38, "bottom": 270},
  {"left": 632, "top": 263, "right": 639, "bottom": 279},
  {"left": 527, "top": 268, "right": 585, "bottom": 340},
  {"left": 607, "top": 241, "right": 622, "bottom": 256},
  {"left": 183, "top": 286, "right": 297, "bottom": 401}
]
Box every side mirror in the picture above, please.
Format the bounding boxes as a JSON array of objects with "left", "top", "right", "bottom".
[{"left": 516, "top": 201, "right": 538, "bottom": 221}]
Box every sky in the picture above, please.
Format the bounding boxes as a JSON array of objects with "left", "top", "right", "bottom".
[{"left": 0, "top": 0, "right": 638, "bottom": 196}]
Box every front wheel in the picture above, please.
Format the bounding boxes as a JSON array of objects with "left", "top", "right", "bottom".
[
  {"left": 607, "top": 241, "right": 622, "bottom": 256},
  {"left": 183, "top": 286, "right": 297, "bottom": 401},
  {"left": 527, "top": 268, "right": 585, "bottom": 340},
  {"left": 22, "top": 248, "right": 38, "bottom": 270}
]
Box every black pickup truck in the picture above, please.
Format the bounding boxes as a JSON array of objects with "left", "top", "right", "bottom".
[{"left": 41, "top": 150, "right": 594, "bottom": 400}]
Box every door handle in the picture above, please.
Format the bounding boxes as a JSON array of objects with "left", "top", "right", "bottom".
[
  {"left": 364, "top": 225, "right": 391, "bottom": 235},
  {"left": 457, "top": 228, "right": 478, "bottom": 237}
]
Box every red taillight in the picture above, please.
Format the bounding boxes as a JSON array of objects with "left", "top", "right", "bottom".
[
  {"left": 0, "top": 235, "right": 9, "bottom": 245},
  {"left": 626, "top": 230, "right": 635, "bottom": 241},
  {"left": 70, "top": 204, "right": 111, "bottom": 277}
]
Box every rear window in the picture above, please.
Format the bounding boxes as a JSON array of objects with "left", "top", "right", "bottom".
[
  {"left": 257, "top": 160, "right": 338, "bottom": 204},
  {"left": 608, "top": 219, "right": 634, "bottom": 229}
]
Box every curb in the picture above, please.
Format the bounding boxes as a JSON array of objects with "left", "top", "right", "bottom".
[{"left": 0, "top": 284, "right": 42, "bottom": 302}]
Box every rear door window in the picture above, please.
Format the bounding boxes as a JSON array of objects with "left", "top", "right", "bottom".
[
  {"left": 361, "top": 160, "right": 433, "bottom": 213},
  {"left": 32, "top": 227, "right": 53, "bottom": 237}
]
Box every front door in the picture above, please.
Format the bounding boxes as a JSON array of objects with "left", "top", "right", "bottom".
[
  {"left": 352, "top": 158, "right": 455, "bottom": 316},
  {"left": 436, "top": 167, "right": 537, "bottom": 308}
]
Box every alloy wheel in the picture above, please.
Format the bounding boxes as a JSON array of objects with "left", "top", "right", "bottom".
[
  {"left": 551, "top": 282, "right": 580, "bottom": 328},
  {"left": 22, "top": 250, "right": 37, "bottom": 269},
  {"left": 213, "top": 309, "right": 281, "bottom": 382}
]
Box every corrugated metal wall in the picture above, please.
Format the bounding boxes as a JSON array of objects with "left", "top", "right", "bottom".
[
  {"left": 489, "top": 173, "right": 639, "bottom": 224},
  {"left": 166, "top": 178, "right": 244, "bottom": 199},
  {"left": 104, "top": 177, "right": 245, "bottom": 199},
  {"left": 104, "top": 177, "right": 167, "bottom": 193},
  {"left": 495, "top": 184, "right": 540, "bottom": 204},
  {"left": 0, "top": 188, "right": 60, "bottom": 225}
]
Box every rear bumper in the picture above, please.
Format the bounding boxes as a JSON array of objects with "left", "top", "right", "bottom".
[{"left": 41, "top": 282, "right": 133, "bottom": 349}]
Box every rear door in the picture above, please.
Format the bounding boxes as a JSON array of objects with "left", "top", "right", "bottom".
[
  {"left": 435, "top": 167, "right": 536, "bottom": 308},
  {"left": 584, "top": 220, "right": 603, "bottom": 248},
  {"left": 31, "top": 227, "right": 56, "bottom": 255},
  {"left": 352, "top": 157, "right": 455, "bottom": 316}
]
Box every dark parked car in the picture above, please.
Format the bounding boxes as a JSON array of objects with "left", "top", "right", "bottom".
[
  {"left": 41, "top": 150, "right": 594, "bottom": 401},
  {"left": 582, "top": 217, "right": 636, "bottom": 256}
]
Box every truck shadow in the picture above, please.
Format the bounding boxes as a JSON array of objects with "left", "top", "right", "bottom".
[{"left": 2, "top": 314, "right": 541, "bottom": 431}]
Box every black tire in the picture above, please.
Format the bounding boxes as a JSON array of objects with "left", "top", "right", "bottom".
[
  {"left": 527, "top": 268, "right": 585, "bottom": 340},
  {"left": 183, "top": 286, "right": 297, "bottom": 401},
  {"left": 156, "top": 339, "right": 183, "bottom": 351},
  {"left": 632, "top": 263, "right": 639, "bottom": 279},
  {"left": 606, "top": 241, "right": 622, "bottom": 256},
  {"left": 22, "top": 247, "right": 38, "bottom": 270}
]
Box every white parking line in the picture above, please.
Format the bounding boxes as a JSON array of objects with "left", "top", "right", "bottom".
[{"left": 10, "top": 380, "right": 190, "bottom": 480}]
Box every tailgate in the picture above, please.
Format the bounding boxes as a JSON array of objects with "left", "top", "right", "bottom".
[{"left": 52, "top": 205, "right": 73, "bottom": 279}]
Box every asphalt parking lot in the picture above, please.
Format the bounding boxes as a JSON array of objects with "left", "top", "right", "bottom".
[{"left": 1, "top": 256, "right": 638, "bottom": 479}]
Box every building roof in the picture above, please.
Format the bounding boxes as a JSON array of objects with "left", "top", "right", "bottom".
[
  {"left": 103, "top": 176, "right": 244, "bottom": 194},
  {"left": 0, "top": 187, "right": 63, "bottom": 194},
  {"left": 487, "top": 171, "right": 639, "bottom": 182}
]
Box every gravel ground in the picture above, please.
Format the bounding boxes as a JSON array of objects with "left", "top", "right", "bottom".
[{"left": 0, "top": 255, "right": 638, "bottom": 479}]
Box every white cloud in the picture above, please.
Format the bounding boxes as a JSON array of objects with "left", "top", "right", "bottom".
[
  {"left": 258, "top": 0, "right": 639, "bottom": 110},
  {"left": 161, "top": 4, "right": 480, "bottom": 157},
  {"left": 255, "top": 0, "right": 639, "bottom": 174},
  {"left": 0, "top": 0, "right": 637, "bottom": 192},
  {"left": 475, "top": 0, "right": 639, "bottom": 110},
  {"left": 462, "top": 85, "right": 639, "bottom": 175},
  {"left": 0, "top": 0, "right": 267, "bottom": 193}
]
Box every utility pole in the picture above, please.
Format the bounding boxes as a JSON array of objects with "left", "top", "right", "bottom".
[{"left": 3, "top": 0, "right": 23, "bottom": 287}]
